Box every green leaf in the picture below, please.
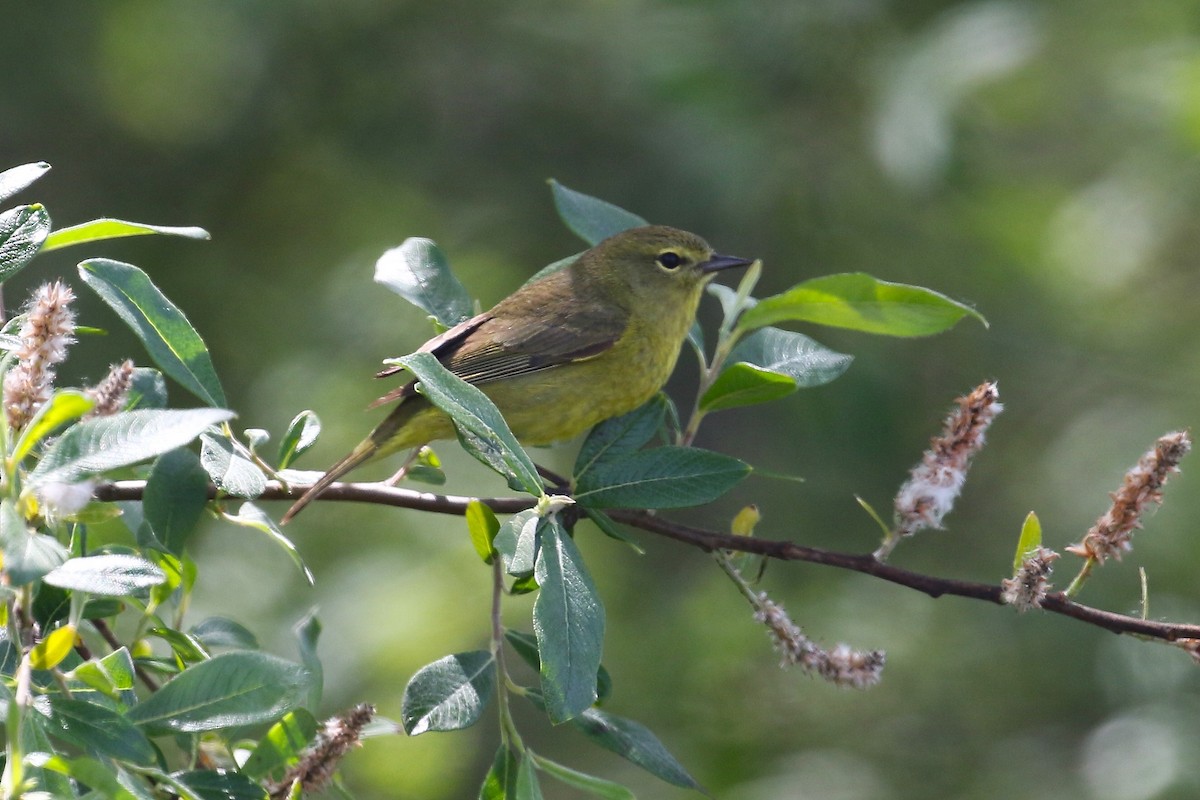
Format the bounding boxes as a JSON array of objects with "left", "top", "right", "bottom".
[
  {"left": 510, "top": 574, "right": 539, "bottom": 594},
  {"left": 128, "top": 367, "right": 168, "bottom": 409},
  {"left": 30, "top": 623, "right": 77, "bottom": 669},
  {"left": 1013, "top": 511, "right": 1043, "bottom": 574},
  {"left": 506, "top": 630, "right": 613, "bottom": 703},
  {"left": 144, "top": 448, "right": 210, "bottom": 553},
  {"left": 294, "top": 608, "right": 323, "bottom": 710},
  {"left": 393, "top": 351, "right": 542, "bottom": 495},
  {"left": 480, "top": 745, "right": 520, "bottom": 800},
  {"left": 82, "top": 597, "right": 127, "bottom": 619},
  {"left": 734, "top": 326, "right": 852, "bottom": 384},
  {"left": 0, "top": 204, "right": 51, "bottom": 281},
  {"left": 405, "top": 444, "right": 447, "bottom": 485},
  {"left": 20, "top": 713, "right": 77, "bottom": 797},
  {"left": 686, "top": 320, "right": 705, "bottom": 365},
  {"left": 43, "top": 554, "right": 165, "bottom": 596},
  {"left": 572, "top": 708, "right": 703, "bottom": 791},
  {"left": 42, "top": 218, "right": 209, "bottom": 252},
  {"left": 720, "top": 258, "right": 764, "bottom": 331},
  {"left": 145, "top": 550, "right": 185, "bottom": 608},
  {"left": 534, "top": 519, "right": 605, "bottom": 723},
  {"left": 28, "top": 408, "right": 234, "bottom": 486},
  {"left": 532, "top": 754, "right": 635, "bottom": 800},
  {"left": 706, "top": 282, "right": 747, "bottom": 324},
  {"left": 32, "top": 581, "right": 72, "bottom": 628},
  {"left": 574, "top": 446, "right": 751, "bottom": 509},
  {"left": 581, "top": 507, "right": 644, "bottom": 553},
  {"left": 700, "top": 363, "right": 797, "bottom": 413},
  {"left": 146, "top": 626, "right": 209, "bottom": 665},
  {"left": 68, "top": 647, "right": 138, "bottom": 707},
  {"left": 375, "top": 237, "right": 473, "bottom": 328},
  {"left": 0, "top": 161, "right": 50, "bottom": 202},
  {"left": 200, "top": 430, "right": 267, "bottom": 498},
  {"left": 717, "top": 326, "right": 853, "bottom": 398},
  {"left": 241, "top": 708, "right": 319, "bottom": 781},
  {"left": 189, "top": 616, "right": 260, "bottom": 650},
  {"left": 125, "top": 766, "right": 206, "bottom": 800},
  {"left": 48, "top": 697, "right": 157, "bottom": 765},
  {"left": 504, "top": 629, "right": 541, "bottom": 672},
  {"left": 221, "top": 503, "right": 315, "bottom": 585},
  {"left": 126, "top": 651, "right": 311, "bottom": 734},
  {"left": 465, "top": 499, "right": 500, "bottom": 563},
  {"left": 401, "top": 650, "right": 496, "bottom": 735},
  {"left": 516, "top": 754, "right": 544, "bottom": 800},
  {"left": 1, "top": 499, "right": 68, "bottom": 584},
  {"left": 595, "top": 664, "right": 614, "bottom": 705},
  {"left": 549, "top": 180, "right": 647, "bottom": 246},
  {"left": 79, "top": 258, "right": 226, "bottom": 407},
  {"left": 277, "top": 410, "right": 321, "bottom": 469},
  {"left": 171, "top": 769, "right": 266, "bottom": 800},
  {"left": 244, "top": 427, "right": 270, "bottom": 451},
  {"left": 38, "top": 754, "right": 158, "bottom": 800},
  {"left": 494, "top": 509, "right": 540, "bottom": 577},
  {"left": 736, "top": 273, "right": 986, "bottom": 337},
  {"left": 11, "top": 389, "right": 96, "bottom": 465},
  {"left": 574, "top": 395, "right": 667, "bottom": 481}
]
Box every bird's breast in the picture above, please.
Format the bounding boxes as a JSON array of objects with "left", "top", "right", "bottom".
[{"left": 481, "top": 304, "right": 693, "bottom": 446}]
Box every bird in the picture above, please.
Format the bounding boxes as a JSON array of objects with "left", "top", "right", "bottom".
[{"left": 281, "top": 225, "right": 753, "bottom": 522}]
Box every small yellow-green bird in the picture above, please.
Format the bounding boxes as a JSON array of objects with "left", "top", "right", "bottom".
[{"left": 282, "top": 225, "right": 753, "bottom": 522}]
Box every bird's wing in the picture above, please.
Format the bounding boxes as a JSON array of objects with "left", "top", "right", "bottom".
[
  {"left": 371, "top": 273, "right": 629, "bottom": 407},
  {"left": 440, "top": 301, "right": 626, "bottom": 384}
]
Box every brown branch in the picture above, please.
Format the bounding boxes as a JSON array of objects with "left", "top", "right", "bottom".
[
  {"left": 604, "top": 509, "right": 1200, "bottom": 641},
  {"left": 93, "top": 479, "right": 535, "bottom": 515},
  {"left": 92, "top": 479, "right": 1200, "bottom": 644}
]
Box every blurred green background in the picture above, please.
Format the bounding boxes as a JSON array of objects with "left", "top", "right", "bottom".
[{"left": 6, "top": 1, "right": 1200, "bottom": 797}]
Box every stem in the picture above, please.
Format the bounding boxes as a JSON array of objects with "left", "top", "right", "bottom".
[
  {"left": 0, "top": 597, "right": 23, "bottom": 799},
  {"left": 679, "top": 328, "right": 737, "bottom": 447},
  {"left": 1064, "top": 556, "right": 1096, "bottom": 598},
  {"left": 679, "top": 263, "right": 760, "bottom": 446},
  {"left": 873, "top": 529, "right": 902, "bottom": 563},
  {"left": 713, "top": 550, "right": 763, "bottom": 609},
  {"left": 222, "top": 421, "right": 284, "bottom": 484},
  {"left": 5, "top": 656, "right": 32, "bottom": 799},
  {"left": 52, "top": 669, "right": 73, "bottom": 699},
  {"left": 491, "top": 557, "right": 522, "bottom": 751}
]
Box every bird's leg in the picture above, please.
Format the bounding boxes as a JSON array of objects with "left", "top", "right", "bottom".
[{"left": 384, "top": 448, "right": 423, "bottom": 486}]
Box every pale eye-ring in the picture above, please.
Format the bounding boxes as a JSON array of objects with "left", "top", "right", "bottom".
[{"left": 657, "top": 251, "right": 683, "bottom": 270}]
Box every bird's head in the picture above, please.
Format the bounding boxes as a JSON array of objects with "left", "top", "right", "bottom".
[{"left": 579, "top": 225, "right": 754, "bottom": 309}]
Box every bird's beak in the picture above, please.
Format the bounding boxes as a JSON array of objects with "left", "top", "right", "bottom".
[{"left": 699, "top": 253, "right": 755, "bottom": 273}]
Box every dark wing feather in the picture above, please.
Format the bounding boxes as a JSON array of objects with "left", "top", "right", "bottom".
[
  {"left": 370, "top": 312, "right": 492, "bottom": 407},
  {"left": 372, "top": 269, "right": 629, "bottom": 406},
  {"left": 439, "top": 267, "right": 628, "bottom": 383}
]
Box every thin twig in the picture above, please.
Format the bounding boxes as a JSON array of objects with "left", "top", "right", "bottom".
[
  {"left": 92, "top": 479, "right": 1200, "bottom": 644},
  {"left": 91, "top": 618, "right": 160, "bottom": 692}
]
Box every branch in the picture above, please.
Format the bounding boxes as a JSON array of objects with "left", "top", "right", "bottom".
[
  {"left": 93, "top": 479, "right": 534, "bottom": 515},
  {"left": 603, "top": 509, "right": 1200, "bottom": 642},
  {"left": 92, "top": 479, "right": 1200, "bottom": 644}
]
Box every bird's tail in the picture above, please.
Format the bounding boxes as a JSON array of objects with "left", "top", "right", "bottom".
[
  {"left": 280, "top": 437, "right": 379, "bottom": 524},
  {"left": 280, "top": 398, "right": 425, "bottom": 524}
]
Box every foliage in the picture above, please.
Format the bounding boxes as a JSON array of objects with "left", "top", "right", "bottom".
[{"left": 0, "top": 165, "right": 981, "bottom": 797}]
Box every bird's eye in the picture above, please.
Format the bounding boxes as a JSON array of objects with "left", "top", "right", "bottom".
[{"left": 657, "top": 251, "right": 683, "bottom": 270}]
